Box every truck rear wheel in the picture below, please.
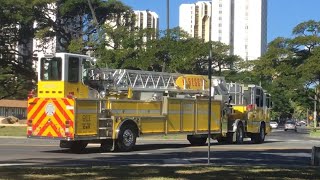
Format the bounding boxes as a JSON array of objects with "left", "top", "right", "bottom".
[
  {"left": 70, "top": 141, "right": 88, "bottom": 153},
  {"left": 236, "top": 124, "right": 244, "bottom": 144},
  {"left": 116, "top": 124, "right": 137, "bottom": 152},
  {"left": 251, "top": 124, "right": 265, "bottom": 144},
  {"left": 217, "top": 133, "right": 233, "bottom": 144},
  {"left": 187, "top": 135, "right": 207, "bottom": 146}
]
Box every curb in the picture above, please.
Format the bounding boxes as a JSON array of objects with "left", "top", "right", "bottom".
[
  {"left": 0, "top": 136, "right": 26, "bottom": 139},
  {"left": 0, "top": 124, "right": 26, "bottom": 127}
]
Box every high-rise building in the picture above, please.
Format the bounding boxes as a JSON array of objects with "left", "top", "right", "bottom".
[
  {"left": 180, "top": 0, "right": 267, "bottom": 61},
  {"left": 104, "top": 10, "right": 159, "bottom": 49},
  {"left": 134, "top": 10, "right": 159, "bottom": 30},
  {"left": 179, "top": 1, "right": 212, "bottom": 42},
  {"left": 134, "top": 10, "right": 159, "bottom": 40}
]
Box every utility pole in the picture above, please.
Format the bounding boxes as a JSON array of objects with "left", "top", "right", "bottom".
[
  {"left": 166, "top": 0, "right": 170, "bottom": 36},
  {"left": 208, "top": 50, "right": 212, "bottom": 164},
  {"left": 307, "top": 108, "right": 309, "bottom": 126},
  {"left": 162, "top": 0, "right": 170, "bottom": 72},
  {"left": 314, "top": 88, "right": 317, "bottom": 128},
  {"left": 207, "top": 3, "right": 213, "bottom": 165}
]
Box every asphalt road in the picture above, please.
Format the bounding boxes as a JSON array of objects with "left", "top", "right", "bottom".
[{"left": 0, "top": 126, "right": 318, "bottom": 167}]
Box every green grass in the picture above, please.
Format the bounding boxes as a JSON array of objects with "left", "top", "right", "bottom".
[
  {"left": 310, "top": 129, "right": 320, "bottom": 138},
  {"left": 0, "top": 126, "right": 26, "bottom": 136},
  {"left": 0, "top": 165, "right": 318, "bottom": 179}
]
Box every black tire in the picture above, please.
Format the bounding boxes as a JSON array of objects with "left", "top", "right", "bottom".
[
  {"left": 116, "top": 124, "right": 137, "bottom": 152},
  {"left": 252, "top": 124, "right": 265, "bottom": 144},
  {"left": 217, "top": 133, "right": 233, "bottom": 144},
  {"left": 100, "top": 140, "right": 114, "bottom": 152},
  {"left": 70, "top": 141, "right": 88, "bottom": 153},
  {"left": 187, "top": 135, "right": 207, "bottom": 146},
  {"left": 216, "top": 136, "right": 227, "bottom": 144},
  {"left": 235, "top": 124, "right": 244, "bottom": 144}
]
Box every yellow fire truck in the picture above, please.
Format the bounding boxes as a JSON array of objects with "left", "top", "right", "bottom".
[{"left": 27, "top": 53, "right": 271, "bottom": 152}]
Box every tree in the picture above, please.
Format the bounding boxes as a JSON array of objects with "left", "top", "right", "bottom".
[
  {"left": 249, "top": 20, "right": 320, "bottom": 119},
  {"left": 0, "top": 0, "right": 46, "bottom": 99}
]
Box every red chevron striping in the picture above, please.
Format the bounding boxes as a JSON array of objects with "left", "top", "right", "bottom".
[
  {"left": 33, "top": 112, "right": 47, "bottom": 131},
  {"left": 53, "top": 100, "right": 73, "bottom": 127},
  {"left": 27, "top": 98, "right": 39, "bottom": 112},
  {"left": 62, "top": 98, "right": 74, "bottom": 127},
  {"left": 62, "top": 98, "right": 71, "bottom": 106},
  {"left": 38, "top": 122, "right": 62, "bottom": 137},
  {"left": 37, "top": 120, "right": 51, "bottom": 136},
  {"left": 47, "top": 132, "right": 53, "bottom": 137},
  {"left": 30, "top": 100, "right": 47, "bottom": 120},
  {"left": 49, "top": 122, "right": 62, "bottom": 137},
  {"left": 53, "top": 112, "right": 65, "bottom": 129}
]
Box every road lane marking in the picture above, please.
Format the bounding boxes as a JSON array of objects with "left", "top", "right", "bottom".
[
  {"left": 163, "top": 158, "right": 191, "bottom": 164},
  {"left": 187, "top": 146, "right": 310, "bottom": 150}
]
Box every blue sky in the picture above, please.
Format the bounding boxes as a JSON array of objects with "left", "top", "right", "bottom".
[{"left": 120, "top": 0, "right": 320, "bottom": 42}]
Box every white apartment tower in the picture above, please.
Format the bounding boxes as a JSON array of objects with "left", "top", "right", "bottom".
[
  {"left": 134, "top": 10, "right": 159, "bottom": 40},
  {"left": 105, "top": 10, "right": 159, "bottom": 48},
  {"left": 180, "top": 0, "right": 267, "bottom": 61},
  {"left": 179, "top": 1, "right": 212, "bottom": 42}
]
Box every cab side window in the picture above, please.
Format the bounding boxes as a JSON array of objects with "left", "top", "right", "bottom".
[
  {"left": 255, "top": 89, "right": 263, "bottom": 107},
  {"left": 68, "top": 57, "right": 79, "bottom": 82}
]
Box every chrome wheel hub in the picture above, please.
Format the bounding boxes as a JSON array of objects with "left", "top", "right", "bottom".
[{"left": 123, "top": 129, "right": 134, "bottom": 147}]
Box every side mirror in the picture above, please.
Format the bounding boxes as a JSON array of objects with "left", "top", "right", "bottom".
[
  {"left": 228, "top": 95, "right": 232, "bottom": 104},
  {"left": 82, "top": 60, "right": 91, "bottom": 69}
]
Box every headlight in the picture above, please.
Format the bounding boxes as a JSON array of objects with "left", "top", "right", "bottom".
[{"left": 100, "top": 91, "right": 106, "bottom": 98}]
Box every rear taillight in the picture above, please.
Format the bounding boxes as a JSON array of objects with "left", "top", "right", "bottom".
[
  {"left": 67, "top": 92, "right": 74, "bottom": 99},
  {"left": 27, "top": 119, "right": 32, "bottom": 136},
  {"left": 246, "top": 104, "right": 254, "bottom": 111},
  {"left": 27, "top": 90, "right": 35, "bottom": 99}
]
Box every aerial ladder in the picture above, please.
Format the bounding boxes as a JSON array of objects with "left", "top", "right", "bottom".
[{"left": 85, "top": 68, "right": 229, "bottom": 97}]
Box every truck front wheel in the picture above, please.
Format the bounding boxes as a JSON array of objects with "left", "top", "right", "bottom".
[{"left": 116, "top": 124, "right": 137, "bottom": 152}]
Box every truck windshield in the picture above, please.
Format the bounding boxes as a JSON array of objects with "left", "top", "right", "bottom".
[{"left": 40, "top": 57, "right": 62, "bottom": 81}]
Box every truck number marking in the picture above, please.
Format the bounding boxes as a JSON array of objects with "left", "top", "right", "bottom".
[{"left": 82, "top": 115, "right": 91, "bottom": 129}]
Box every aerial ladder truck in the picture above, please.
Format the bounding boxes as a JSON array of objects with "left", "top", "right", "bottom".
[{"left": 27, "top": 52, "right": 271, "bottom": 152}]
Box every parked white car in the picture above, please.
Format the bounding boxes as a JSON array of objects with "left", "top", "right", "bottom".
[{"left": 270, "top": 121, "right": 278, "bottom": 129}]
